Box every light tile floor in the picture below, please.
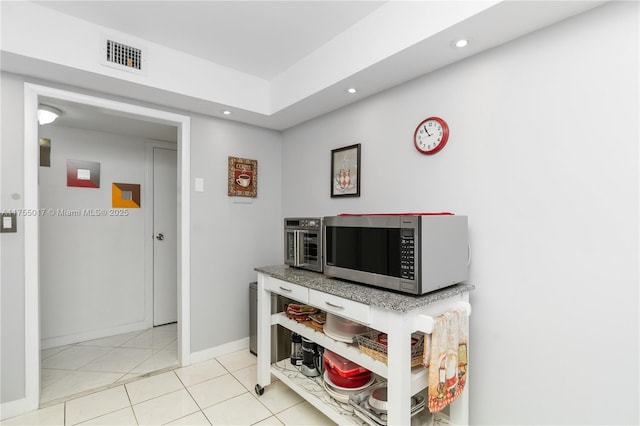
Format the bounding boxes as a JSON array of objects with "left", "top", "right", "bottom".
[
  {"left": 3, "top": 328, "right": 332, "bottom": 425},
  {"left": 40, "top": 324, "right": 180, "bottom": 405}
]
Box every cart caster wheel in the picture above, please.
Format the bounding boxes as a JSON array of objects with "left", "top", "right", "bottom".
[{"left": 255, "top": 384, "right": 264, "bottom": 396}]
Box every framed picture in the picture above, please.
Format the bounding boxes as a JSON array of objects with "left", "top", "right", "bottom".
[
  {"left": 331, "top": 143, "right": 361, "bottom": 198},
  {"left": 112, "top": 183, "right": 141, "bottom": 208},
  {"left": 39, "top": 138, "right": 51, "bottom": 167},
  {"left": 67, "top": 159, "right": 100, "bottom": 188},
  {"left": 228, "top": 156, "right": 258, "bottom": 197}
]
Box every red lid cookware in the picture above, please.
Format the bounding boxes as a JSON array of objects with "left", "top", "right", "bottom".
[
  {"left": 324, "top": 363, "right": 372, "bottom": 389},
  {"left": 323, "top": 350, "right": 369, "bottom": 377}
]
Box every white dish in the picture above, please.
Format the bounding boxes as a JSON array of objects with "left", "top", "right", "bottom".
[
  {"left": 368, "top": 386, "right": 388, "bottom": 411},
  {"left": 323, "top": 326, "right": 356, "bottom": 343},
  {"left": 325, "top": 313, "right": 368, "bottom": 335},
  {"left": 323, "top": 371, "right": 375, "bottom": 392},
  {"left": 322, "top": 380, "right": 352, "bottom": 404}
]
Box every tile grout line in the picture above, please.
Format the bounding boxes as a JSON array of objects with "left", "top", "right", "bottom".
[
  {"left": 39, "top": 328, "right": 179, "bottom": 408},
  {"left": 172, "top": 370, "right": 212, "bottom": 425},
  {"left": 173, "top": 362, "right": 275, "bottom": 425},
  {"left": 17, "top": 327, "right": 179, "bottom": 424},
  {"left": 15, "top": 350, "right": 321, "bottom": 426},
  {"left": 122, "top": 379, "right": 141, "bottom": 425},
  {"left": 210, "top": 359, "right": 278, "bottom": 425},
  {"left": 38, "top": 364, "right": 181, "bottom": 409}
]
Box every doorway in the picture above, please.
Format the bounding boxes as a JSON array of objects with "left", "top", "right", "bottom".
[
  {"left": 37, "top": 127, "right": 179, "bottom": 403},
  {"left": 23, "top": 83, "right": 191, "bottom": 412}
]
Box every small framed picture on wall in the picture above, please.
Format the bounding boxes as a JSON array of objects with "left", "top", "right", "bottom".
[
  {"left": 331, "top": 143, "right": 361, "bottom": 198},
  {"left": 228, "top": 156, "right": 258, "bottom": 198}
]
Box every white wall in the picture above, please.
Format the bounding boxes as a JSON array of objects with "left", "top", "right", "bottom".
[
  {"left": 281, "top": 3, "right": 638, "bottom": 425},
  {"left": 37, "top": 125, "right": 151, "bottom": 347},
  {"left": 188, "top": 114, "right": 282, "bottom": 354},
  {"left": 1, "top": 72, "right": 28, "bottom": 404}
]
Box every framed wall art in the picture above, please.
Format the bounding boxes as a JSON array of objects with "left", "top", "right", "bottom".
[
  {"left": 228, "top": 156, "right": 257, "bottom": 198},
  {"left": 331, "top": 143, "right": 360, "bottom": 198},
  {"left": 67, "top": 159, "right": 100, "bottom": 188},
  {"left": 112, "top": 183, "right": 141, "bottom": 208},
  {"left": 39, "top": 138, "right": 51, "bottom": 167}
]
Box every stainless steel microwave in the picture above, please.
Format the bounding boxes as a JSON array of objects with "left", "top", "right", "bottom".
[
  {"left": 284, "top": 218, "right": 323, "bottom": 272},
  {"left": 323, "top": 214, "right": 469, "bottom": 295}
]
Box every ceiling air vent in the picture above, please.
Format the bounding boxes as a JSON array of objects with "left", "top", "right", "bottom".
[{"left": 101, "top": 37, "right": 146, "bottom": 74}]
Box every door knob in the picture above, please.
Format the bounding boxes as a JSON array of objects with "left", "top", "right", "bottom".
[{"left": 155, "top": 233, "right": 164, "bottom": 241}]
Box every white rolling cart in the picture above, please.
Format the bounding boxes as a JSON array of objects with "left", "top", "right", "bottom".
[{"left": 255, "top": 266, "right": 473, "bottom": 425}]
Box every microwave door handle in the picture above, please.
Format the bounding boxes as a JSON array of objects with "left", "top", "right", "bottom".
[{"left": 297, "top": 230, "right": 308, "bottom": 267}]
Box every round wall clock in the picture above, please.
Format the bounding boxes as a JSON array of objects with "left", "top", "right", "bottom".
[{"left": 413, "top": 116, "right": 449, "bottom": 155}]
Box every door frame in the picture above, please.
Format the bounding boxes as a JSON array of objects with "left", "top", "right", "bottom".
[
  {"left": 23, "top": 83, "right": 191, "bottom": 411},
  {"left": 146, "top": 142, "right": 178, "bottom": 327}
]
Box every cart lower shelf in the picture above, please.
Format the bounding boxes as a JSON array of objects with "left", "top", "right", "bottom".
[{"left": 266, "top": 359, "right": 450, "bottom": 426}]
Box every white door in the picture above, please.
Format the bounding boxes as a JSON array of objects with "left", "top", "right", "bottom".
[{"left": 153, "top": 147, "right": 177, "bottom": 326}]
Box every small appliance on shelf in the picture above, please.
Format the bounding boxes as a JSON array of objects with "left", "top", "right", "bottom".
[{"left": 283, "top": 217, "right": 323, "bottom": 272}]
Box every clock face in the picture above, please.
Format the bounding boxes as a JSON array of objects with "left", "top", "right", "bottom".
[{"left": 414, "top": 117, "right": 449, "bottom": 155}]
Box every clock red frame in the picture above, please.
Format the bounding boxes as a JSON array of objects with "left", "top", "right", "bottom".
[{"left": 413, "top": 116, "right": 449, "bottom": 155}]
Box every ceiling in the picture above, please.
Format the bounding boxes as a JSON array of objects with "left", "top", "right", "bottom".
[
  {"left": 34, "top": 1, "right": 386, "bottom": 80},
  {"left": 22, "top": 1, "right": 606, "bottom": 139},
  {"left": 40, "top": 96, "right": 179, "bottom": 142}
]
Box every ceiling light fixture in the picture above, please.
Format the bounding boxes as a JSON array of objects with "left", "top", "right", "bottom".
[
  {"left": 454, "top": 39, "right": 469, "bottom": 48},
  {"left": 38, "top": 104, "right": 63, "bottom": 125},
  {"left": 347, "top": 88, "right": 357, "bottom": 94},
  {"left": 222, "top": 110, "right": 231, "bottom": 115}
]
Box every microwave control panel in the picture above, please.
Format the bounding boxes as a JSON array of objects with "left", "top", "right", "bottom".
[{"left": 400, "top": 229, "right": 415, "bottom": 280}]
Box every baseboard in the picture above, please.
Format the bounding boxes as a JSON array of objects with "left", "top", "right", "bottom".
[
  {"left": 189, "top": 337, "right": 250, "bottom": 364},
  {"left": 1, "top": 396, "right": 38, "bottom": 421},
  {"left": 41, "top": 321, "right": 149, "bottom": 349}
]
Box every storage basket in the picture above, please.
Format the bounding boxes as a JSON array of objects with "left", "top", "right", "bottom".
[{"left": 355, "top": 331, "right": 425, "bottom": 367}]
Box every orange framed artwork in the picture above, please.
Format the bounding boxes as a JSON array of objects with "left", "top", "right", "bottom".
[
  {"left": 228, "top": 156, "right": 257, "bottom": 197},
  {"left": 112, "top": 183, "right": 141, "bottom": 208}
]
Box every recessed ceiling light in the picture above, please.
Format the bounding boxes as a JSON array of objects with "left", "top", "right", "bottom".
[
  {"left": 222, "top": 110, "right": 231, "bottom": 115},
  {"left": 347, "top": 88, "right": 357, "bottom": 94},
  {"left": 454, "top": 39, "right": 469, "bottom": 48}
]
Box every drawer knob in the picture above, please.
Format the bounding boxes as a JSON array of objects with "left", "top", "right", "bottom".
[
  {"left": 325, "top": 301, "right": 344, "bottom": 309},
  {"left": 279, "top": 286, "right": 293, "bottom": 292}
]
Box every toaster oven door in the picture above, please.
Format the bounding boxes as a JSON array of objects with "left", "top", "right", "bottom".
[
  {"left": 284, "top": 229, "right": 300, "bottom": 267},
  {"left": 284, "top": 229, "right": 322, "bottom": 272}
]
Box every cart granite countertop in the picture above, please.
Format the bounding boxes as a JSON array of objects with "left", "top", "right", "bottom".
[{"left": 255, "top": 264, "right": 474, "bottom": 313}]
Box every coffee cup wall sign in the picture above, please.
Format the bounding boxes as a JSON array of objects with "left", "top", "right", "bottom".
[{"left": 228, "top": 156, "right": 257, "bottom": 197}]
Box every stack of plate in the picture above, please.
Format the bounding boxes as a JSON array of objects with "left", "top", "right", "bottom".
[{"left": 322, "top": 371, "right": 376, "bottom": 404}]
